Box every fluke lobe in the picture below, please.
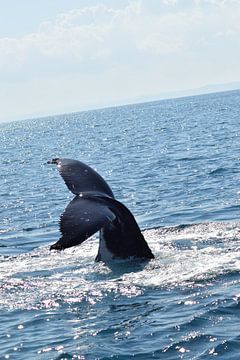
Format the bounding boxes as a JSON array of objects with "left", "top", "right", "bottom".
[{"left": 48, "top": 158, "right": 154, "bottom": 262}]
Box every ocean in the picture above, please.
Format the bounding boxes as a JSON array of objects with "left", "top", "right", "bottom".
[{"left": 1, "top": 90, "right": 240, "bottom": 359}]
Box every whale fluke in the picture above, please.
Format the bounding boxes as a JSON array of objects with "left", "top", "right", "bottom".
[
  {"left": 48, "top": 158, "right": 154, "bottom": 261},
  {"left": 50, "top": 195, "right": 115, "bottom": 251},
  {"left": 47, "top": 158, "right": 114, "bottom": 197}
]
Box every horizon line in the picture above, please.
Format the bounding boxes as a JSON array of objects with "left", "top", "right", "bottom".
[{"left": 1, "top": 86, "right": 240, "bottom": 126}]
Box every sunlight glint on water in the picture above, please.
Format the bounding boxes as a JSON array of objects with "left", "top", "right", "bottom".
[{"left": 1, "top": 90, "right": 240, "bottom": 359}]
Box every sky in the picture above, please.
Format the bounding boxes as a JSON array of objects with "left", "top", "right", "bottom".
[{"left": 0, "top": 0, "right": 240, "bottom": 123}]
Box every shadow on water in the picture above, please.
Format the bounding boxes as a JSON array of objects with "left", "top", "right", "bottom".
[{"left": 97, "top": 258, "right": 151, "bottom": 277}]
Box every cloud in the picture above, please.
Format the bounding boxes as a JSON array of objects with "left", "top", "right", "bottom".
[
  {"left": 1, "top": 0, "right": 240, "bottom": 121},
  {"left": 1, "top": 0, "right": 240, "bottom": 80},
  {"left": 0, "top": 3, "right": 142, "bottom": 80}
]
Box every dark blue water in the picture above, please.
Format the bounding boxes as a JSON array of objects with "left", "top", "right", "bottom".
[{"left": 1, "top": 90, "right": 240, "bottom": 359}]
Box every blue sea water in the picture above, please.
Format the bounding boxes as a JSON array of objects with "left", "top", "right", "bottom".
[{"left": 1, "top": 90, "right": 240, "bottom": 359}]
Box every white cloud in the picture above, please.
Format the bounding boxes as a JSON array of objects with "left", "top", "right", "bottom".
[
  {"left": 0, "top": 3, "right": 141, "bottom": 71},
  {"left": 0, "top": 0, "right": 240, "bottom": 121},
  {"left": 1, "top": 1, "right": 240, "bottom": 71}
]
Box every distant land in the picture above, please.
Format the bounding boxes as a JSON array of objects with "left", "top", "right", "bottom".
[
  {"left": 1, "top": 81, "right": 240, "bottom": 124},
  {"left": 132, "top": 81, "right": 240, "bottom": 105}
]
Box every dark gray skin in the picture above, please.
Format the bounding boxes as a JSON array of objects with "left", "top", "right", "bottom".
[{"left": 48, "top": 158, "right": 154, "bottom": 262}]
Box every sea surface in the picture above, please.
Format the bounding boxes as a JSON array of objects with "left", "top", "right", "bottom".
[{"left": 1, "top": 90, "right": 240, "bottom": 359}]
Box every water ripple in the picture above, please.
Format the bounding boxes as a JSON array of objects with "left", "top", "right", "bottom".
[{"left": 1, "top": 90, "right": 240, "bottom": 359}]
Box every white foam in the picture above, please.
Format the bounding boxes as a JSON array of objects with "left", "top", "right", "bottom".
[{"left": 1, "top": 221, "right": 240, "bottom": 310}]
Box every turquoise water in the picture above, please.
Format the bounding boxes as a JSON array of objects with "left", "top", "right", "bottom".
[{"left": 1, "top": 90, "right": 240, "bottom": 359}]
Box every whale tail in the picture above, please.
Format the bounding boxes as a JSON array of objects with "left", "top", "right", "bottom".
[
  {"left": 48, "top": 157, "right": 154, "bottom": 261},
  {"left": 50, "top": 195, "right": 154, "bottom": 261}
]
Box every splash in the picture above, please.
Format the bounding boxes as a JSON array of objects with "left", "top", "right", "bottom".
[{"left": 1, "top": 221, "right": 240, "bottom": 310}]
